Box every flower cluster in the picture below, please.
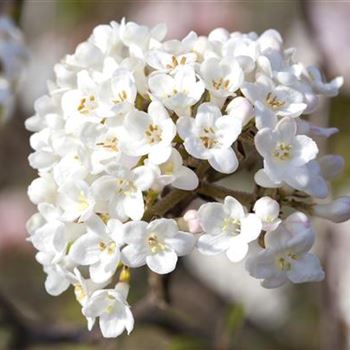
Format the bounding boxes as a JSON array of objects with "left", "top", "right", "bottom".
[
  {"left": 0, "top": 16, "right": 27, "bottom": 122},
  {"left": 26, "top": 19, "right": 349, "bottom": 338}
]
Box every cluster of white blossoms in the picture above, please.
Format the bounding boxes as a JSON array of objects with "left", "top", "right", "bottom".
[
  {"left": 0, "top": 15, "right": 27, "bottom": 122},
  {"left": 26, "top": 19, "right": 350, "bottom": 338}
]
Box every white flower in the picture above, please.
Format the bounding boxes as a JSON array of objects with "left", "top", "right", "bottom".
[
  {"left": 148, "top": 66, "right": 204, "bottom": 116},
  {"left": 197, "top": 196, "right": 262, "bottom": 262},
  {"left": 241, "top": 76, "right": 307, "bottom": 129},
  {"left": 69, "top": 215, "right": 124, "bottom": 283},
  {"left": 92, "top": 166, "right": 154, "bottom": 221},
  {"left": 57, "top": 180, "right": 95, "bottom": 222},
  {"left": 121, "top": 218, "right": 195, "bottom": 274},
  {"left": 120, "top": 18, "right": 167, "bottom": 58},
  {"left": 28, "top": 174, "right": 57, "bottom": 205},
  {"left": 254, "top": 117, "right": 318, "bottom": 189},
  {"left": 146, "top": 50, "right": 197, "bottom": 73},
  {"left": 122, "top": 101, "right": 176, "bottom": 163},
  {"left": 177, "top": 103, "right": 242, "bottom": 174},
  {"left": 200, "top": 57, "right": 244, "bottom": 98},
  {"left": 246, "top": 212, "right": 324, "bottom": 288},
  {"left": 149, "top": 148, "right": 198, "bottom": 191},
  {"left": 253, "top": 196, "right": 281, "bottom": 232},
  {"left": 82, "top": 282, "right": 134, "bottom": 337}
]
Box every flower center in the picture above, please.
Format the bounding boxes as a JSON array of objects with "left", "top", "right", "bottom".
[
  {"left": 159, "top": 161, "right": 174, "bottom": 175},
  {"left": 78, "top": 191, "right": 89, "bottom": 210},
  {"left": 266, "top": 92, "right": 285, "bottom": 110},
  {"left": 97, "top": 212, "right": 110, "bottom": 224},
  {"left": 273, "top": 143, "right": 293, "bottom": 161},
  {"left": 200, "top": 127, "right": 217, "bottom": 149},
  {"left": 74, "top": 283, "right": 86, "bottom": 303},
  {"left": 145, "top": 124, "right": 162, "bottom": 144},
  {"left": 98, "top": 241, "right": 117, "bottom": 255},
  {"left": 277, "top": 252, "right": 298, "bottom": 271},
  {"left": 222, "top": 217, "right": 241, "bottom": 235},
  {"left": 96, "top": 137, "right": 119, "bottom": 152},
  {"left": 166, "top": 55, "right": 187, "bottom": 69},
  {"left": 113, "top": 90, "right": 128, "bottom": 104},
  {"left": 116, "top": 178, "right": 136, "bottom": 196},
  {"left": 212, "top": 77, "right": 230, "bottom": 90},
  {"left": 77, "top": 95, "right": 98, "bottom": 114},
  {"left": 147, "top": 233, "right": 166, "bottom": 254}
]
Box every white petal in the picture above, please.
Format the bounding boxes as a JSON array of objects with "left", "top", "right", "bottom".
[
  {"left": 209, "top": 148, "right": 238, "bottom": 174},
  {"left": 165, "top": 231, "right": 195, "bottom": 256},
  {"left": 172, "top": 166, "right": 199, "bottom": 190},
  {"left": 121, "top": 244, "right": 147, "bottom": 268},
  {"left": 99, "top": 311, "right": 126, "bottom": 338},
  {"left": 197, "top": 233, "right": 232, "bottom": 255},
  {"left": 69, "top": 233, "right": 101, "bottom": 265},
  {"left": 240, "top": 214, "right": 262, "bottom": 241},
  {"left": 146, "top": 250, "right": 178, "bottom": 274},
  {"left": 287, "top": 253, "right": 325, "bottom": 283},
  {"left": 226, "top": 239, "right": 249, "bottom": 262},
  {"left": 90, "top": 251, "right": 120, "bottom": 283},
  {"left": 122, "top": 221, "right": 148, "bottom": 244},
  {"left": 198, "top": 202, "right": 225, "bottom": 234}
]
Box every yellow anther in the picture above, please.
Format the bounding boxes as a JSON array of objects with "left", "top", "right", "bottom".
[{"left": 266, "top": 92, "right": 285, "bottom": 109}]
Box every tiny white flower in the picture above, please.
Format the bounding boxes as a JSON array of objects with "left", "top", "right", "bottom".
[
  {"left": 200, "top": 57, "right": 244, "bottom": 98},
  {"left": 149, "top": 148, "right": 198, "bottom": 191},
  {"left": 121, "top": 218, "right": 195, "bottom": 274},
  {"left": 197, "top": 196, "right": 262, "bottom": 262},
  {"left": 82, "top": 282, "right": 134, "bottom": 338},
  {"left": 241, "top": 76, "right": 307, "bottom": 129},
  {"left": 57, "top": 180, "right": 95, "bottom": 222},
  {"left": 255, "top": 117, "right": 318, "bottom": 189},
  {"left": 146, "top": 50, "right": 197, "bottom": 73},
  {"left": 246, "top": 212, "right": 324, "bottom": 288},
  {"left": 148, "top": 66, "right": 204, "bottom": 116},
  {"left": 177, "top": 102, "right": 242, "bottom": 174},
  {"left": 69, "top": 215, "right": 124, "bottom": 283},
  {"left": 92, "top": 165, "right": 154, "bottom": 221},
  {"left": 122, "top": 101, "right": 176, "bottom": 164},
  {"left": 253, "top": 196, "right": 281, "bottom": 232}
]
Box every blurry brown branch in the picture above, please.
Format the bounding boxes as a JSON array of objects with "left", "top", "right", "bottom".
[
  {"left": 0, "top": 290, "right": 97, "bottom": 349},
  {"left": 0, "top": 0, "right": 25, "bottom": 25}
]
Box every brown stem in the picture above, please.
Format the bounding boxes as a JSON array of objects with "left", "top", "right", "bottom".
[{"left": 198, "top": 182, "right": 255, "bottom": 206}]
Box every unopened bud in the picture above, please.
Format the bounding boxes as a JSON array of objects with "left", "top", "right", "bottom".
[
  {"left": 319, "top": 155, "right": 344, "bottom": 180},
  {"left": 313, "top": 196, "right": 350, "bottom": 223},
  {"left": 296, "top": 119, "right": 338, "bottom": 138},
  {"left": 183, "top": 209, "right": 203, "bottom": 233},
  {"left": 119, "top": 266, "right": 131, "bottom": 284}
]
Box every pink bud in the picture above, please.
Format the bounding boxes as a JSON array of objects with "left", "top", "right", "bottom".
[
  {"left": 183, "top": 209, "right": 203, "bottom": 233},
  {"left": 313, "top": 196, "right": 350, "bottom": 223}
]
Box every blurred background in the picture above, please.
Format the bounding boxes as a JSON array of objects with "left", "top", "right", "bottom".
[{"left": 0, "top": 0, "right": 350, "bottom": 349}]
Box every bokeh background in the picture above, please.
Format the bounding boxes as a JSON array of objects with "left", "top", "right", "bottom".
[{"left": 0, "top": 0, "right": 350, "bottom": 349}]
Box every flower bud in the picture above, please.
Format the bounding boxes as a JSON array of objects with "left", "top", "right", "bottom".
[
  {"left": 313, "top": 196, "right": 350, "bottom": 223},
  {"left": 226, "top": 96, "right": 254, "bottom": 126},
  {"left": 319, "top": 155, "right": 344, "bottom": 180},
  {"left": 183, "top": 209, "right": 203, "bottom": 233},
  {"left": 296, "top": 119, "right": 338, "bottom": 138}
]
